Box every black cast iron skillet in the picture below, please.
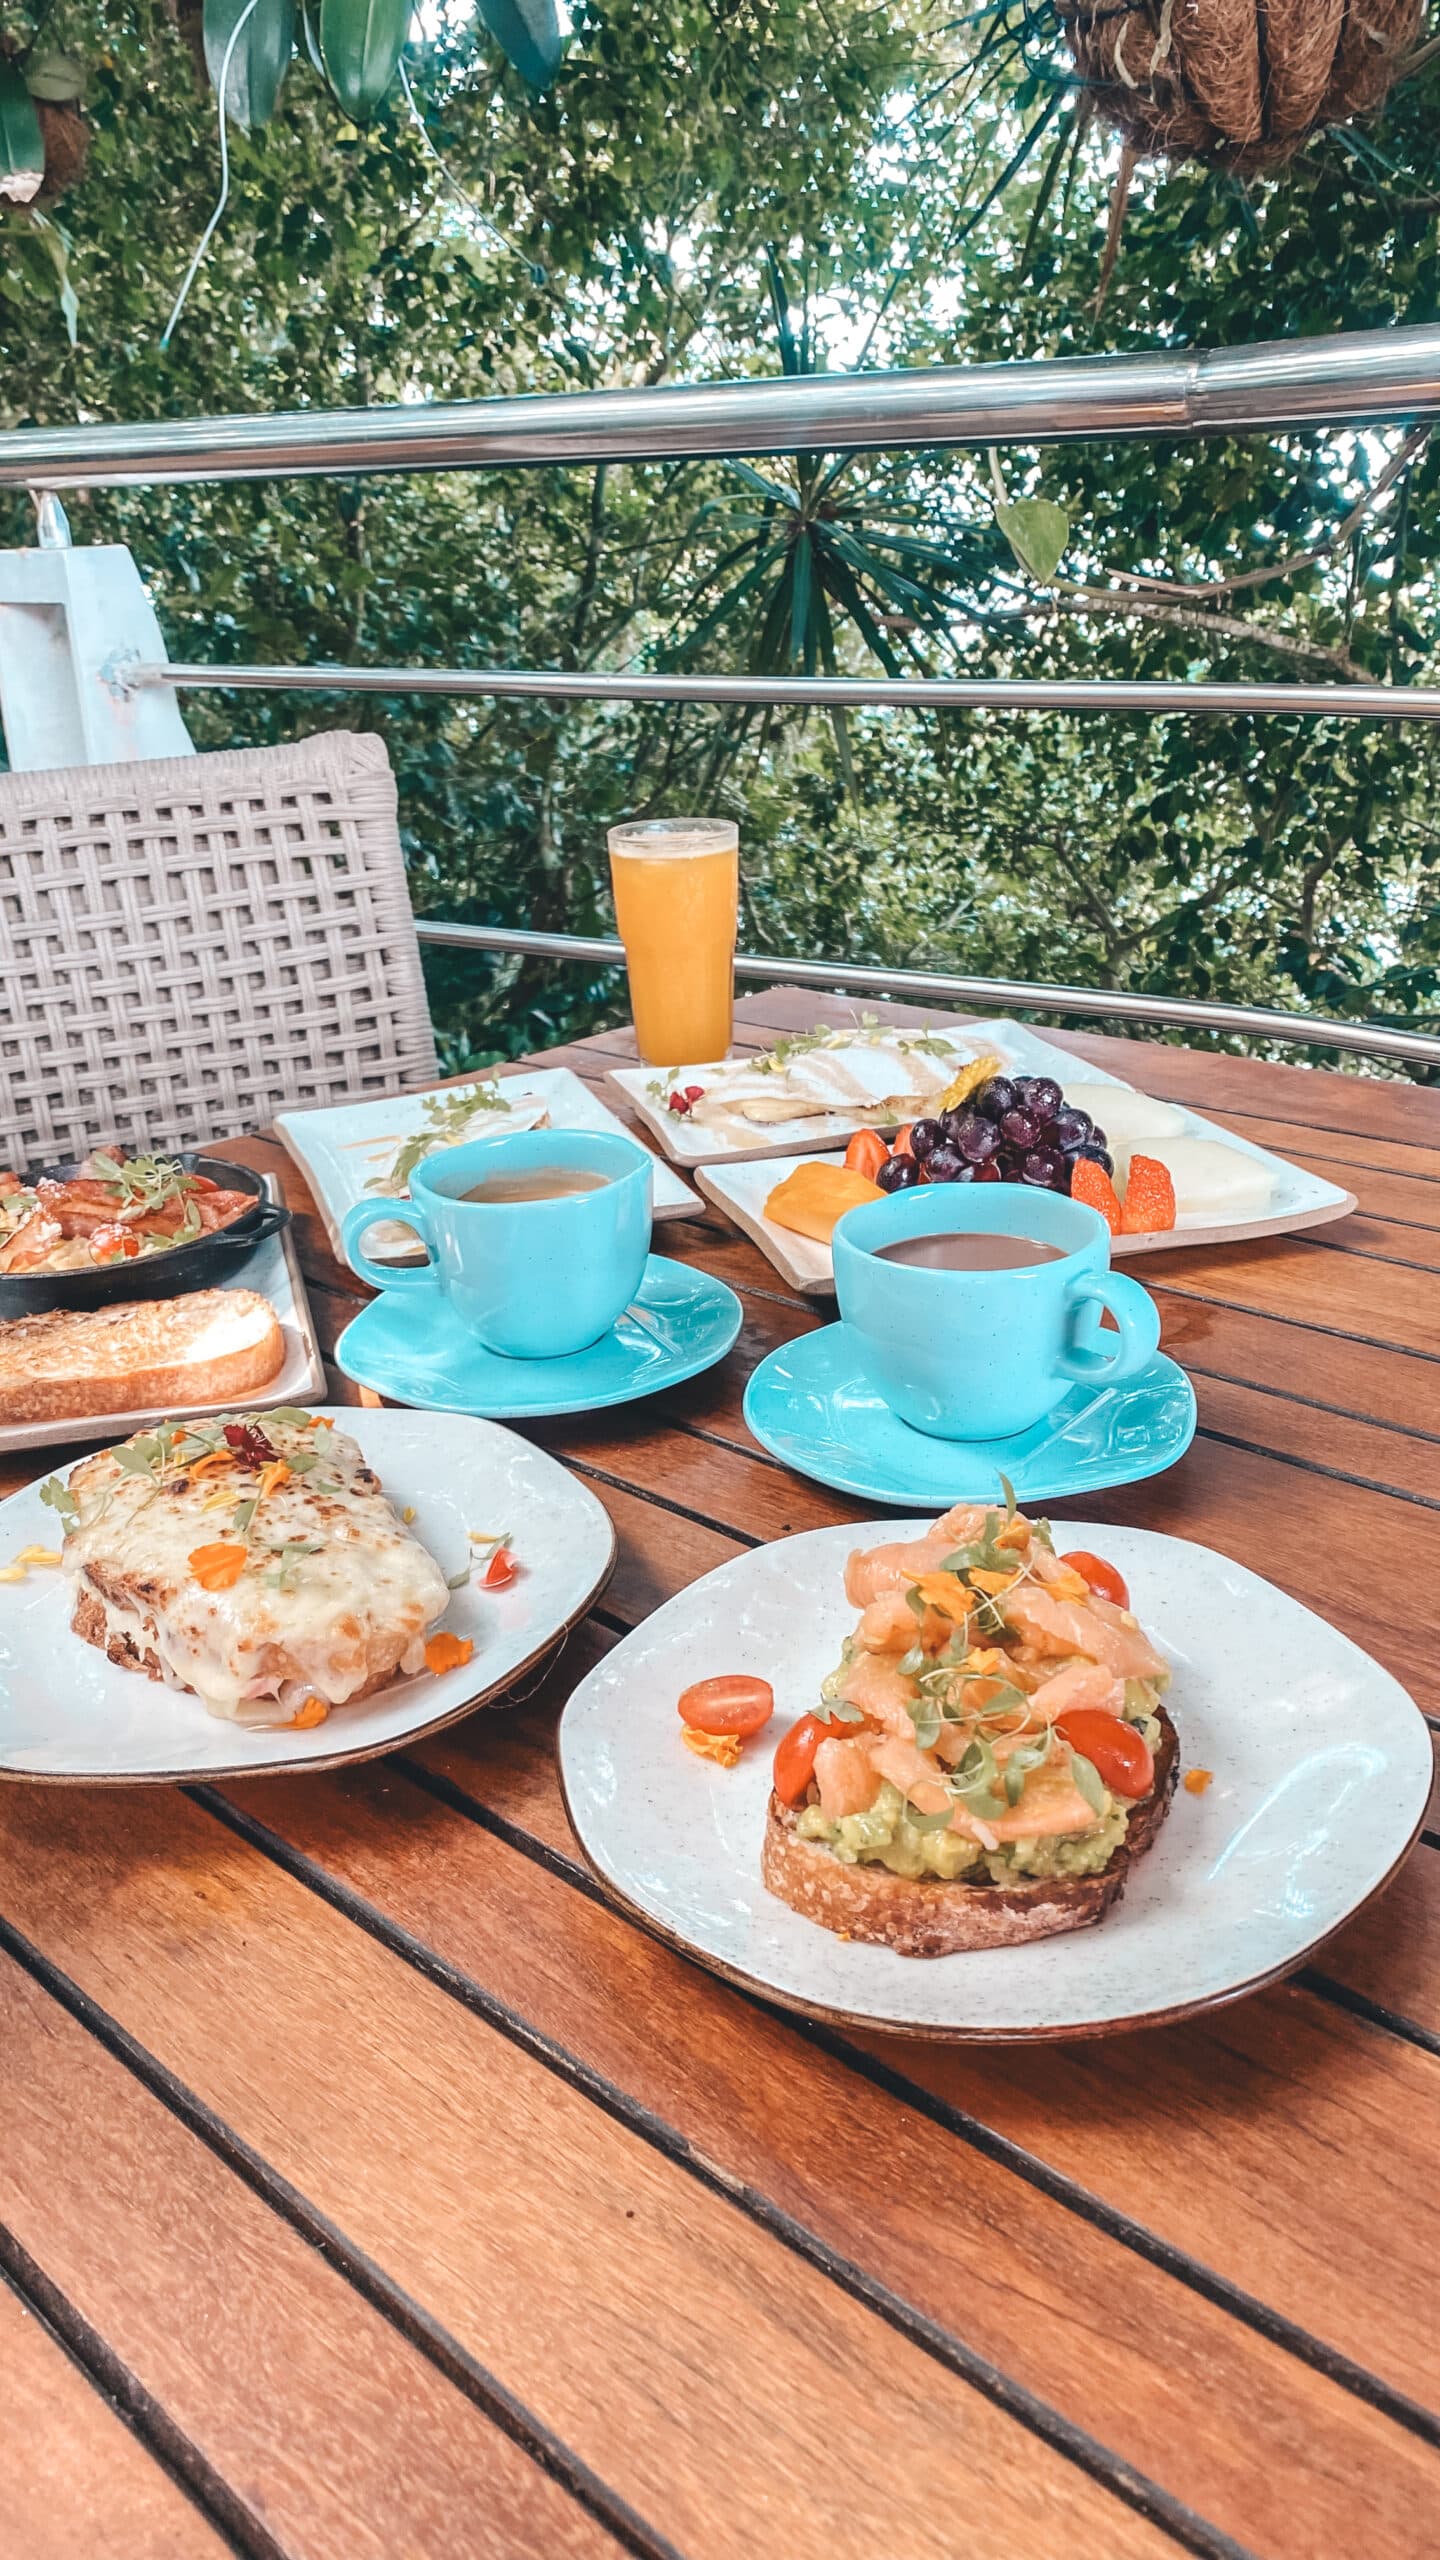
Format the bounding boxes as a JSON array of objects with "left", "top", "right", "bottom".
[{"left": 0, "top": 1153, "right": 291, "bottom": 1317}]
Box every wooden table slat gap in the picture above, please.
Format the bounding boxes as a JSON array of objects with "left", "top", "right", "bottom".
[
  {"left": 0, "top": 2230, "right": 277, "bottom": 2560},
  {"left": 1296, "top": 1970, "right": 1440, "bottom": 2062},
  {"left": 389, "top": 1752, "right": 1440, "bottom": 2450},
  {"left": 0, "top": 1910, "right": 683, "bottom": 2560},
  {"left": 185, "top": 1787, "right": 1265, "bottom": 2560}
]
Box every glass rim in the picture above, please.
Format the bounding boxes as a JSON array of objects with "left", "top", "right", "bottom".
[{"left": 607, "top": 817, "right": 739, "bottom": 854}]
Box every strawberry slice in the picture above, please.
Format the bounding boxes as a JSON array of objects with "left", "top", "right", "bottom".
[
  {"left": 1071, "top": 1157, "right": 1123, "bottom": 1234},
  {"left": 1119, "top": 1152, "right": 1177, "bottom": 1235}
]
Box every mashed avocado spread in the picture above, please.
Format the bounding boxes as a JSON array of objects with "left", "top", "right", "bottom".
[{"left": 796, "top": 1779, "right": 1128, "bottom": 1884}]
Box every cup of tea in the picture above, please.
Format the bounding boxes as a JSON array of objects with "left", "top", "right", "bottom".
[
  {"left": 832, "top": 1184, "right": 1161, "bottom": 1440},
  {"left": 341, "top": 1129, "right": 653, "bottom": 1360}
]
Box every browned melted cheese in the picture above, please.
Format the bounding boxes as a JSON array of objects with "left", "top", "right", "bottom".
[{"left": 64, "top": 1419, "right": 450, "bottom": 1725}]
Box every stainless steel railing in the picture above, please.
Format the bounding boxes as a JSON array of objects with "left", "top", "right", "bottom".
[
  {"left": 416, "top": 923, "right": 1440, "bottom": 1069},
  {"left": 4, "top": 322, "right": 1440, "bottom": 487}
]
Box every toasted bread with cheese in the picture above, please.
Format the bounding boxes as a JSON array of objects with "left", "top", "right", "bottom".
[
  {"left": 0, "top": 1289, "right": 285, "bottom": 1424},
  {"left": 59, "top": 1412, "right": 450, "bottom": 1725},
  {"left": 763, "top": 1704, "right": 1178, "bottom": 1955}
]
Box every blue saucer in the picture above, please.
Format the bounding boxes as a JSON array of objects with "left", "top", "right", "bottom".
[
  {"left": 335, "top": 1255, "right": 742, "bottom": 1420},
  {"left": 743, "top": 1324, "right": 1196, "bottom": 1507}
]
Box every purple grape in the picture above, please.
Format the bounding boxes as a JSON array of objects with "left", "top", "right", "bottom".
[
  {"left": 924, "top": 1141, "right": 965, "bottom": 1183},
  {"left": 1022, "top": 1147, "right": 1063, "bottom": 1188},
  {"left": 1048, "top": 1107, "right": 1091, "bottom": 1153},
  {"left": 956, "top": 1113, "right": 1000, "bottom": 1164},
  {"left": 909, "top": 1116, "right": 943, "bottom": 1162},
  {"left": 1020, "top": 1077, "right": 1063, "bottom": 1119},
  {"left": 876, "top": 1151, "right": 919, "bottom": 1192},
  {"left": 999, "top": 1108, "right": 1038, "bottom": 1150},
  {"left": 973, "top": 1076, "right": 1018, "bottom": 1123},
  {"left": 1079, "top": 1141, "right": 1114, "bottom": 1175}
]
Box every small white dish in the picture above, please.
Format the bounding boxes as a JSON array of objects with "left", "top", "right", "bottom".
[
  {"left": 277, "top": 1065, "right": 696, "bottom": 1262},
  {"left": 0, "top": 1408, "right": 614, "bottom": 1783},
  {"left": 560, "top": 1519, "right": 1430, "bottom": 2041},
  {"left": 0, "top": 1177, "right": 327, "bottom": 1454}
]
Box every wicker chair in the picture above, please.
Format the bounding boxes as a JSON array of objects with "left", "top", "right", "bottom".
[{"left": 0, "top": 728, "right": 438, "bottom": 1163}]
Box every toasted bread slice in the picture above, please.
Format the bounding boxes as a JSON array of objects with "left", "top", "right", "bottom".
[
  {"left": 0, "top": 1288, "right": 285, "bottom": 1424},
  {"left": 762, "top": 1706, "right": 1178, "bottom": 1956}
]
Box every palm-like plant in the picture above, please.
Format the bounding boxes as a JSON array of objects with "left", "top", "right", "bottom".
[{"left": 668, "top": 255, "right": 988, "bottom": 778}]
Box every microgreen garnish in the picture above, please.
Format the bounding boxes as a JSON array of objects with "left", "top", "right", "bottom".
[
  {"left": 753, "top": 1015, "right": 961, "bottom": 1075},
  {"left": 445, "top": 1566, "right": 472, "bottom": 1591},
  {"left": 39, "top": 1477, "right": 78, "bottom": 1528},
  {"left": 262, "top": 1540, "right": 323, "bottom": 1592},
  {"left": 375, "top": 1083, "right": 509, "bottom": 1191},
  {"left": 1069, "top": 1751, "right": 1109, "bottom": 1818}
]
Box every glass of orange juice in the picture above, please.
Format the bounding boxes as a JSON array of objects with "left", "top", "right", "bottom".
[{"left": 607, "top": 818, "right": 739, "bottom": 1067}]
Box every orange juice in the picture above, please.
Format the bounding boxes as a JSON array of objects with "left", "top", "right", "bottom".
[{"left": 607, "top": 819, "right": 739, "bottom": 1067}]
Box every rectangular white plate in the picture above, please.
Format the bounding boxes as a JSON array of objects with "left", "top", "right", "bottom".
[
  {"left": 0, "top": 1179, "right": 328, "bottom": 1452},
  {"left": 277, "top": 1065, "right": 696, "bottom": 1265},
  {"left": 695, "top": 1025, "right": 1356, "bottom": 1292},
  {"left": 608, "top": 1018, "right": 1006, "bottom": 1165}
]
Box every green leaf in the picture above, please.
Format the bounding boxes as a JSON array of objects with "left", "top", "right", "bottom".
[
  {"left": 25, "top": 54, "right": 85, "bottom": 105},
  {"left": 38, "top": 1477, "right": 78, "bottom": 1528},
  {"left": 904, "top": 1803, "right": 959, "bottom": 1835},
  {"left": 1069, "top": 1750, "right": 1109, "bottom": 1818},
  {"left": 205, "top": 0, "right": 297, "bottom": 129},
  {"left": 476, "top": 0, "right": 564, "bottom": 92},
  {"left": 0, "top": 63, "right": 44, "bottom": 206},
  {"left": 995, "top": 496, "right": 1070, "bottom": 585},
  {"left": 30, "top": 213, "right": 78, "bottom": 349},
  {"left": 998, "top": 1471, "right": 1017, "bottom": 1520},
  {"left": 320, "top": 0, "right": 410, "bottom": 120}
]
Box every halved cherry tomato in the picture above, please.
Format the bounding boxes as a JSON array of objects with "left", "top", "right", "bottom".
[
  {"left": 483, "top": 1546, "right": 519, "bottom": 1588},
  {"left": 1059, "top": 1549, "right": 1129, "bottom": 1609},
  {"left": 1055, "top": 1707, "right": 1154, "bottom": 1800},
  {"left": 843, "top": 1128, "right": 890, "bottom": 1182},
  {"left": 772, "top": 1708, "right": 854, "bottom": 1804},
  {"left": 678, "top": 1674, "right": 774, "bottom": 1738}
]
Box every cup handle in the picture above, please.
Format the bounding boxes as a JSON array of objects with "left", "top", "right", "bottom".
[
  {"left": 341, "top": 1197, "right": 434, "bottom": 1289},
  {"left": 1055, "top": 1270, "right": 1161, "bottom": 1386}
]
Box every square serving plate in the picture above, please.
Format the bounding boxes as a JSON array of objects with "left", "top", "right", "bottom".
[
  {"left": 694, "top": 1023, "right": 1356, "bottom": 1290},
  {"left": 608, "top": 1018, "right": 1000, "bottom": 1166},
  {"left": 276, "top": 1065, "right": 697, "bottom": 1265},
  {"left": 0, "top": 1178, "right": 327, "bottom": 1453}
]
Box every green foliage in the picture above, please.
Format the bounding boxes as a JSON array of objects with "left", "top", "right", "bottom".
[
  {"left": 0, "top": 0, "right": 1437, "bottom": 1072},
  {"left": 318, "top": 0, "right": 410, "bottom": 119},
  {"left": 204, "top": 0, "right": 297, "bottom": 129},
  {"left": 475, "top": 0, "right": 564, "bottom": 91},
  {"left": 0, "top": 58, "right": 43, "bottom": 194}
]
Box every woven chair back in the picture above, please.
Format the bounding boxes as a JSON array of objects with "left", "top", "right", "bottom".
[{"left": 0, "top": 729, "right": 438, "bottom": 1162}]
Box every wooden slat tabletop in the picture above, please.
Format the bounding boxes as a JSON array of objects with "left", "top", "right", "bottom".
[{"left": 2, "top": 985, "right": 1437, "bottom": 2560}]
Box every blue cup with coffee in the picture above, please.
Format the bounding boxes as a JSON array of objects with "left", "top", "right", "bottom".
[
  {"left": 342, "top": 1128, "right": 653, "bottom": 1360},
  {"left": 832, "top": 1183, "right": 1160, "bottom": 1440}
]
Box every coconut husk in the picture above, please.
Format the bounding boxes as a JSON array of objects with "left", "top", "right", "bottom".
[
  {"left": 1061, "top": 0, "right": 1425, "bottom": 170},
  {"left": 35, "top": 100, "right": 88, "bottom": 201}
]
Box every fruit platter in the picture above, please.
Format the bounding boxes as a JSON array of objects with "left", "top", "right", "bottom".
[{"left": 695, "top": 1023, "right": 1356, "bottom": 1292}]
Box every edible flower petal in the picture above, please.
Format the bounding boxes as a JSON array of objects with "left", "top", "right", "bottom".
[
  {"left": 188, "top": 1541, "right": 248, "bottom": 1591},
  {"left": 424, "top": 1632, "right": 474, "bottom": 1675}
]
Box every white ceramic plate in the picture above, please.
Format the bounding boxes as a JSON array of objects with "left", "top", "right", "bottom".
[
  {"left": 277, "top": 1066, "right": 696, "bottom": 1262},
  {"left": 0, "top": 1178, "right": 327, "bottom": 1454},
  {"left": 560, "top": 1519, "right": 1430, "bottom": 2040},
  {"left": 0, "top": 1408, "right": 615, "bottom": 1783},
  {"left": 608, "top": 1022, "right": 997, "bottom": 1166}
]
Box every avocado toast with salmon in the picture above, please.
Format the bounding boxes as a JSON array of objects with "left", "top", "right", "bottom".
[{"left": 762, "top": 1495, "right": 1178, "bottom": 1955}]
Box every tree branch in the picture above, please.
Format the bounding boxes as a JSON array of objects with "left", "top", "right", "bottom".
[
  {"left": 1098, "top": 425, "right": 1432, "bottom": 603},
  {"left": 1023, "top": 586, "right": 1368, "bottom": 678}
]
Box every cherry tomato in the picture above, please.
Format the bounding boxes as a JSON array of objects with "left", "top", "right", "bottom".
[
  {"left": 678, "top": 1674, "right": 775, "bottom": 1738},
  {"left": 1055, "top": 1708, "right": 1154, "bottom": 1800},
  {"left": 1059, "top": 1549, "right": 1129, "bottom": 1608},
  {"left": 483, "top": 1546, "right": 518, "bottom": 1588},
  {"left": 772, "top": 1708, "right": 854, "bottom": 1804},
  {"left": 843, "top": 1128, "right": 890, "bottom": 1183}
]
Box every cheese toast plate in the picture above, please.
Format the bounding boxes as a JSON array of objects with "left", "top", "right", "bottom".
[
  {"left": 559, "top": 1520, "right": 1430, "bottom": 2041},
  {"left": 277, "top": 1066, "right": 696, "bottom": 1262},
  {"left": 0, "top": 1177, "right": 327, "bottom": 1454},
  {"left": 609, "top": 1019, "right": 999, "bottom": 1167},
  {"left": 0, "top": 1409, "right": 614, "bottom": 1783}
]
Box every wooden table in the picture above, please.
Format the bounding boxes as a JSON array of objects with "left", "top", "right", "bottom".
[{"left": 2, "top": 986, "right": 1437, "bottom": 2560}]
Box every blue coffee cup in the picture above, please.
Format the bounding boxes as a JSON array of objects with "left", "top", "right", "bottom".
[
  {"left": 832, "top": 1183, "right": 1161, "bottom": 1440},
  {"left": 341, "top": 1128, "right": 653, "bottom": 1360}
]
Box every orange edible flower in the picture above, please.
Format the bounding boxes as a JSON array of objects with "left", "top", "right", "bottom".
[
  {"left": 424, "top": 1632, "right": 474, "bottom": 1675},
  {"left": 1045, "top": 1566, "right": 1092, "bottom": 1603},
  {"left": 187, "top": 1450, "right": 235, "bottom": 1482},
  {"left": 1184, "top": 1768, "right": 1214, "bottom": 1796},
  {"left": 911, "top": 1571, "right": 972, "bottom": 1624},
  {"left": 995, "top": 1518, "right": 1030, "bottom": 1552},
  {"left": 967, "top": 1566, "right": 1016, "bottom": 1596},
  {"left": 681, "top": 1726, "right": 743, "bottom": 1768},
  {"left": 257, "top": 1459, "right": 291, "bottom": 1502},
  {"left": 288, "top": 1695, "right": 329, "bottom": 1731},
  {"left": 188, "top": 1542, "right": 247, "bottom": 1590}
]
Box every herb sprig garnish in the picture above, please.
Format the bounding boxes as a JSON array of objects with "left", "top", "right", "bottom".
[
  {"left": 753, "top": 1015, "right": 963, "bottom": 1077},
  {"left": 374, "top": 1082, "right": 510, "bottom": 1192}
]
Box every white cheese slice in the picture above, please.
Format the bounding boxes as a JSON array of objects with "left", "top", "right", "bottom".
[
  {"left": 1116, "top": 1136, "right": 1273, "bottom": 1226},
  {"left": 1064, "top": 1083, "right": 1188, "bottom": 1143}
]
